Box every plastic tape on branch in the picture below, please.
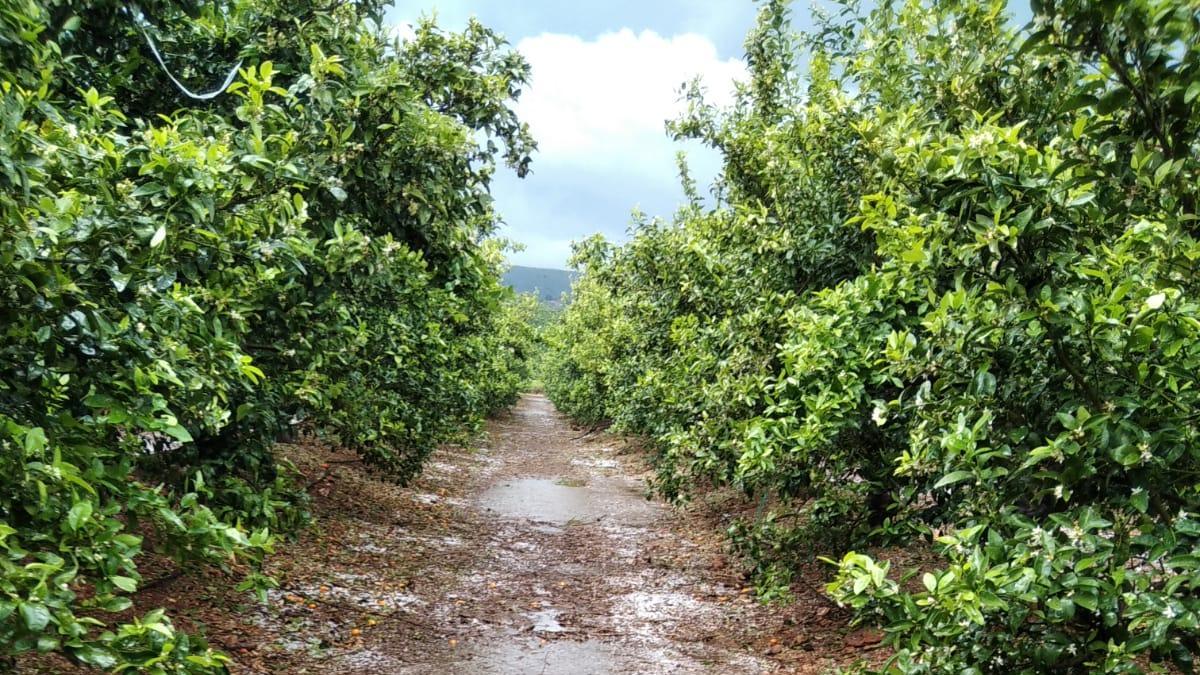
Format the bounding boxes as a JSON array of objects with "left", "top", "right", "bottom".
[{"left": 124, "top": 4, "right": 243, "bottom": 102}]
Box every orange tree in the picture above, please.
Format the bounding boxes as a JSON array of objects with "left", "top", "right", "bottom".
[
  {"left": 0, "top": 0, "right": 533, "bottom": 670},
  {"left": 544, "top": 0, "right": 1200, "bottom": 670}
]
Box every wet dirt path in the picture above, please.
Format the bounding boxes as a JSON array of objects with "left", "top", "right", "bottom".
[
  {"left": 406, "top": 394, "right": 774, "bottom": 674},
  {"left": 211, "top": 394, "right": 864, "bottom": 673}
]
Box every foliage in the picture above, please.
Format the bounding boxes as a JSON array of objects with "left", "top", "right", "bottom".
[
  {"left": 543, "top": 0, "right": 1200, "bottom": 671},
  {"left": 0, "top": 0, "right": 532, "bottom": 670}
]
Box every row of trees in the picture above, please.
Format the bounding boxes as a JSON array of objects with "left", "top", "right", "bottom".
[
  {"left": 543, "top": 0, "right": 1200, "bottom": 671},
  {"left": 1, "top": 0, "right": 534, "bottom": 670}
]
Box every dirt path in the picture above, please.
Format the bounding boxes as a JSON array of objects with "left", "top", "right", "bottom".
[
  {"left": 392, "top": 394, "right": 776, "bottom": 673},
  {"left": 294, "top": 392, "right": 778, "bottom": 673},
  {"left": 26, "top": 394, "right": 875, "bottom": 673}
]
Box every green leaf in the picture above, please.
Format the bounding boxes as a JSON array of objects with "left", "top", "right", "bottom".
[
  {"left": 1154, "top": 161, "right": 1175, "bottom": 187},
  {"left": 72, "top": 646, "right": 118, "bottom": 668},
  {"left": 67, "top": 501, "right": 92, "bottom": 531},
  {"left": 163, "top": 425, "right": 193, "bottom": 443},
  {"left": 109, "top": 270, "right": 131, "bottom": 292},
  {"left": 1059, "top": 93, "right": 1098, "bottom": 113},
  {"left": 1128, "top": 325, "right": 1155, "bottom": 352},
  {"left": 1186, "top": 80, "right": 1200, "bottom": 104},
  {"left": 24, "top": 427, "right": 47, "bottom": 455},
  {"left": 150, "top": 226, "right": 167, "bottom": 248},
  {"left": 20, "top": 602, "right": 51, "bottom": 631},
  {"left": 130, "top": 182, "right": 166, "bottom": 198},
  {"left": 934, "top": 471, "right": 973, "bottom": 489},
  {"left": 1016, "top": 27, "right": 1051, "bottom": 57},
  {"left": 971, "top": 369, "right": 996, "bottom": 396},
  {"left": 1130, "top": 490, "right": 1149, "bottom": 514},
  {"left": 1168, "top": 554, "right": 1200, "bottom": 571},
  {"left": 900, "top": 239, "right": 926, "bottom": 264},
  {"left": 110, "top": 576, "right": 138, "bottom": 593},
  {"left": 1074, "top": 590, "right": 1098, "bottom": 612},
  {"left": 99, "top": 596, "right": 133, "bottom": 613}
]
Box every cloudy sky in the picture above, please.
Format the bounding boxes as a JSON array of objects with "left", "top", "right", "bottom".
[{"left": 384, "top": 1, "right": 783, "bottom": 269}]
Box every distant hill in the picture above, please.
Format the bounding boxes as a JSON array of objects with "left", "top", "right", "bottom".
[{"left": 504, "top": 265, "right": 575, "bottom": 304}]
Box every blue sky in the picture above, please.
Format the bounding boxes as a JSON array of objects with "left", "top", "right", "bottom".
[{"left": 385, "top": 1, "right": 772, "bottom": 269}]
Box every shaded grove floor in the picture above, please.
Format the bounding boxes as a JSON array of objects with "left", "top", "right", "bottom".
[{"left": 20, "top": 395, "right": 884, "bottom": 673}]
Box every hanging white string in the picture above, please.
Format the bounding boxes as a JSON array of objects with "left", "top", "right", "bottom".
[{"left": 125, "top": 5, "right": 242, "bottom": 101}]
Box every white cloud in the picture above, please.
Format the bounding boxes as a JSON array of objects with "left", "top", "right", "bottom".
[
  {"left": 381, "top": 20, "right": 748, "bottom": 267},
  {"left": 514, "top": 29, "right": 746, "bottom": 168}
]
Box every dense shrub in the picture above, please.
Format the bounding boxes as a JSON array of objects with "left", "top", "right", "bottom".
[
  {"left": 1, "top": 0, "right": 532, "bottom": 670},
  {"left": 544, "top": 0, "right": 1200, "bottom": 670}
]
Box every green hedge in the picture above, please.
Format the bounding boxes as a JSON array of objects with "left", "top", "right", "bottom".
[
  {"left": 1, "top": 0, "right": 533, "bottom": 670},
  {"left": 544, "top": 0, "right": 1200, "bottom": 670}
]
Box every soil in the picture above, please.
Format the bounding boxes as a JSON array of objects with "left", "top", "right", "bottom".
[{"left": 18, "top": 394, "right": 887, "bottom": 674}]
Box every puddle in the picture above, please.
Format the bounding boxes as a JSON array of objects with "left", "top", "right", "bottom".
[
  {"left": 570, "top": 457, "right": 620, "bottom": 470},
  {"left": 328, "top": 647, "right": 408, "bottom": 672},
  {"left": 268, "top": 581, "right": 422, "bottom": 613},
  {"left": 618, "top": 590, "right": 704, "bottom": 624},
  {"left": 528, "top": 608, "right": 569, "bottom": 633},
  {"left": 459, "top": 639, "right": 628, "bottom": 674},
  {"left": 478, "top": 478, "right": 660, "bottom": 526}
]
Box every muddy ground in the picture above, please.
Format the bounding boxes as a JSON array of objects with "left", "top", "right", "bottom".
[{"left": 20, "top": 394, "right": 886, "bottom": 673}]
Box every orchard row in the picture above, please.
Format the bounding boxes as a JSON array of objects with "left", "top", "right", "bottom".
[
  {"left": 0, "top": 1, "right": 535, "bottom": 669},
  {"left": 543, "top": 1, "right": 1200, "bottom": 671}
]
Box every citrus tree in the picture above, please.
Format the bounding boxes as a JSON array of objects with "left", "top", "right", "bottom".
[
  {"left": 544, "top": 0, "right": 1200, "bottom": 670},
  {"left": 1, "top": 0, "right": 533, "bottom": 670}
]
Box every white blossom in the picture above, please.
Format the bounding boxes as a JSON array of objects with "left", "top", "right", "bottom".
[{"left": 871, "top": 404, "right": 887, "bottom": 426}]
